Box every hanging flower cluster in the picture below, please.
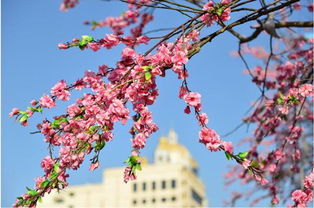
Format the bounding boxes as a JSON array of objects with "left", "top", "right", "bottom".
[{"left": 10, "top": 0, "right": 314, "bottom": 207}]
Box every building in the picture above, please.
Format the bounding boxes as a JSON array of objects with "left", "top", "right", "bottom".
[{"left": 39, "top": 130, "right": 208, "bottom": 208}]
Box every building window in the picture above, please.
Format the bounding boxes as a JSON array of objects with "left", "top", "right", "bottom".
[
  {"left": 54, "top": 197, "right": 64, "bottom": 203},
  {"left": 159, "top": 156, "right": 163, "bottom": 161},
  {"left": 191, "top": 189, "right": 203, "bottom": 205},
  {"left": 171, "top": 179, "right": 176, "bottom": 188},
  {"left": 161, "top": 197, "right": 167, "bottom": 203},
  {"left": 69, "top": 192, "right": 75, "bottom": 197},
  {"left": 161, "top": 180, "right": 166, "bottom": 189},
  {"left": 171, "top": 196, "right": 177, "bottom": 201},
  {"left": 133, "top": 200, "right": 137, "bottom": 205},
  {"left": 142, "top": 199, "right": 146, "bottom": 204},
  {"left": 152, "top": 198, "right": 156, "bottom": 203},
  {"left": 152, "top": 181, "right": 156, "bottom": 190},
  {"left": 142, "top": 182, "right": 146, "bottom": 191},
  {"left": 133, "top": 183, "right": 137, "bottom": 192},
  {"left": 192, "top": 167, "right": 198, "bottom": 175}
]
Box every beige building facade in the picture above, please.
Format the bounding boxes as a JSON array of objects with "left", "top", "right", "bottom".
[{"left": 39, "top": 130, "right": 208, "bottom": 208}]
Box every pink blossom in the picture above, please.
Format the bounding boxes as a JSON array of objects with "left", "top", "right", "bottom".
[
  {"left": 30, "top": 100, "right": 38, "bottom": 106},
  {"left": 184, "top": 92, "right": 201, "bottom": 107},
  {"left": 198, "top": 113, "right": 209, "bottom": 126},
  {"left": 41, "top": 156, "right": 54, "bottom": 173},
  {"left": 132, "top": 133, "right": 147, "bottom": 149},
  {"left": 291, "top": 190, "right": 308, "bottom": 205},
  {"left": 131, "top": 149, "right": 139, "bottom": 156},
  {"left": 222, "top": 141, "right": 233, "bottom": 153},
  {"left": 303, "top": 171, "right": 314, "bottom": 189},
  {"left": 299, "top": 84, "right": 313, "bottom": 97},
  {"left": 39, "top": 94, "right": 55, "bottom": 108},
  {"left": 308, "top": 3, "right": 314, "bottom": 12},
  {"left": 136, "top": 36, "right": 150, "bottom": 44},
  {"left": 274, "top": 150, "right": 285, "bottom": 160},
  {"left": 88, "top": 42, "right": 100, "bottom": 52},
  {"left": 242, "top": 159, "right": 251, "bottom": 169},
  {"left": 221, "top": 0, "right": 231, "bottom": 4},
  {"left": 271, "top": 196, "right": 280, "bottom": 205},
  {"left": 123, "top": 166, "right": 136, "bottom": 183},
  {"left": 98, "top": 64, "right": 108, "bottom": 75},
  {"left": 9, "top": 108, "right": 19, "bottom": 117},
  {"left": 102, "top": 34, "right": 120, "bottom": 49},
  {"left": 35, "top": 176, "right": 45, "bottom": 189},
  {"left": 293, "top": 2, "right": 302, "bottom": 10},
  {"left": 220, "top": 8, "right": 231, "bottom": 21},
  {"left": 187, "top": 30, "right": 199, "bottom": 41},
  {"left": 67, "top": 104, "right": 81, "bottom": 118},
  {"left": 203, "top": 1, "right": 214, "bottom": 10},
  {"left": 89, "top": 162, "right": 99, "bottom": 171},
  {"left": 199, "top": 127, "right": 221, "bottom": 151},
  {"left": 184, "top": 106, "right": 191, "bottom": 114},
  {"left": 171, "top": 51, "right": 188, "bottom": 65},
  {"left": 51, "top": 80, "right": 70, "bottom": 101},
  {"left": 101, "top": 132, "right": 114, "bottom": 142},
  {"left": 122, "top": 47, "right": 136, "bottom": 58},
  {"left": 26, "top": 109, "right": 33, "bottom": 117},
  {"left": 58, "top": 43, "right": 69, "bottom": 49},
  {"left": 278, "top": 106, "right": 289, "bottom": 115},
  {"left": 179, "top": 86, "right": 188, "bottom": 99},
  {"left": 267, "top": 164, "right": 277, "bottom": 172}
]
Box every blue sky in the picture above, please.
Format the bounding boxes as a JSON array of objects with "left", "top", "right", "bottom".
[{"left": 1, "top": 0, "right": 274, "bottom": 207}]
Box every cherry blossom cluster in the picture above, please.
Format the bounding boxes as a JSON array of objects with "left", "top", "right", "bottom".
[
  {"left": 290, "top": 170, "right": 314, "bottom": 208},
  {"left": 84, "top": 0, "right": 152, "bottom": 36},
  {"left": 200, "top": 0, "right": 231, "bottom": 26},
  {"left": 224, "top": 34, "right": 313, "bottom": 206},
  {"left": 60, "top": 0, "right": 79, "bottom": 11},
  {"left": 10, "top": 0, "right": 313, "bottom": 207},
  {"left": 58, "top": 33, "right": 150, "bottom": 51}
]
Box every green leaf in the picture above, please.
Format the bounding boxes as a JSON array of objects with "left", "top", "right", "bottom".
[
  {"left": 216, "top": 8, "right": 223, "bottom": 16},
  {"left": 38, "top": 197, "right": 43, "bottom": 203},
  {"left": 19, "top": 114, "right": 28, "bottom": 122},
  {"left": 81, "top": 35, "right": 94, "bottom": 42},
  {"left": 225, "top": 152, "right": 232, "bottom": 160},
  {"left": 144, "top": 72, "right": 152, "bottom": 81},
  {"left": 238, "top": 152, "right": 249, "bottom": 159},
  {"left": 49, "top": 172, "right": 58, "bottom": 180},
  {"left": 53, "top": 163, "right": 59, "bottom": 172},
  {"left": 276, "top": 92, "right": 284, "bottom": 104},
  {"left": 250, "top": 160, "right": 259, "bottom": 168},
  {"left": 276, "top": 97, "right": 283, "bottom": 104},
  {"left": 141, "top": 65, "right": 153, "bottom": 71},
  {"left": 51, "top": 118, "right": 68, "bottom": 128},
  {"left": 135, "top": 163, "right": 142, "bottom": 171},
  {"left": 89, "top": 125, "right": 99, "bottom": 132},
  {"left": 27, "top": 190, "right": 38, "bottom": 197},
  {"left": 19, "top": 110, "right": 27, "bottom": 114},
  {"left": 40, "top": 180, "right": 50, "bottom": 188},
  {"left": 27, "top": 107, "right": 42, "bottom": 112},
  {"left": 95, "top": 140, "right": 105, "bottom": 150}
]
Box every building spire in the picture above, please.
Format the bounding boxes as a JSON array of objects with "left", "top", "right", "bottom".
[{"left": 168, "top": 129, "right": 178, "bottom": 144}]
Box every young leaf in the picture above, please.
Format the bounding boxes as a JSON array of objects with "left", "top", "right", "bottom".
[
  {"left": 250, "top": 160, "right": 259, "bottom": 168},
  {"left": 19, "top": 114, "right": 28, "bottom": 122},
  {"left": 28, "top": 190, "right": 38, "bottom": 196},
  {"left": 144, "top": 72, "right": 152, "bottom": 81},
  {"left": 141, "top": 65, "right": 153, "bottom": 71},
  {"left": 40, "top": 180, "right": 50, "bottom": 188},
  {"left": 238, "top": 152, "right": 249, "bottom": 159},
  {"left": 225, "top": 152, "right": 232, "bottom": 160}
]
